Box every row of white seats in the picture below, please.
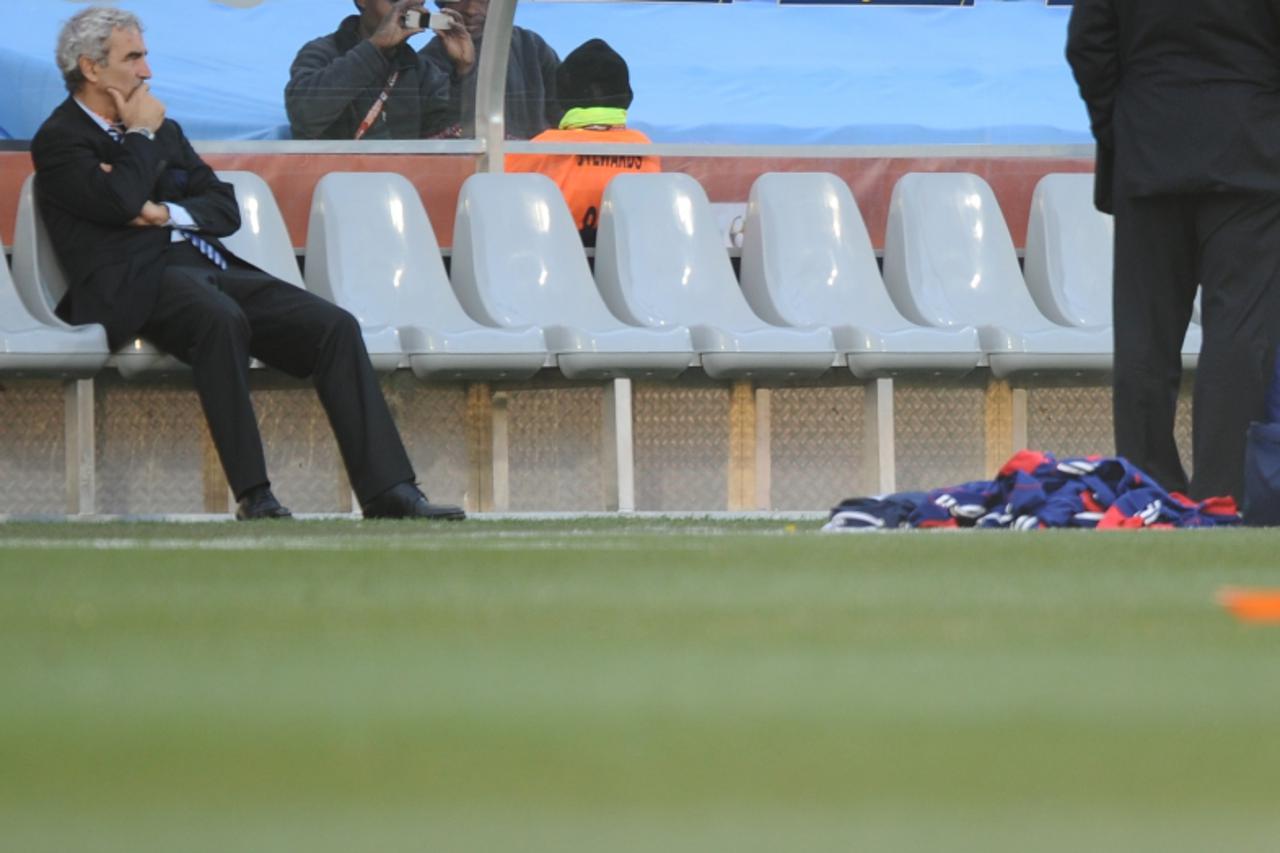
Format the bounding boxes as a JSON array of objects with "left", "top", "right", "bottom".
[{"left": 3, "top": 170, "right": 1187, "bottom": 383}]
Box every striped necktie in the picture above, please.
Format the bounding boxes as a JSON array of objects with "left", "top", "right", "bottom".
[
  {"left": 104, "top": 122, "right": 229, "bottom": 271},
  {"left": 178, "top": 229, "right": 229, "bottom": 271}
]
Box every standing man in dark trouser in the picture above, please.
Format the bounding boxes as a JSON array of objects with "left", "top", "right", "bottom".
[
  {"left": 34, "top": 6, "right": 465, "bottom": 521},
  {"left": 1068, "top": 0, "right": 1280, "bottom": 503}
]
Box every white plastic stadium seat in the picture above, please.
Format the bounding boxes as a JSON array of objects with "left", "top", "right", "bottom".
[
  {"left": 226, "top": 169, "right": 400, "bottom": 374},
  {"left": 450, "top": 173, "right": 694, "bottom": 380},
  {"left": 1185, "top": 296, "right": 1202, "bottom": 368},
  {"left": 16, "top": 172, "right": 185, "bottom": 377},
  {"left": 2, "top": 230, "right": 108, "bottom": 376},
  {"left": 1024, "top": 172, "right": 1200, "bottom": 369},
  {"left": 594, "top": 173, "right": 836, "bottom": 380},
  {"left": 1023, "top": 173, "right": 1112, "bottom": 330},
  {"left": 8, "top": 174, "right": 111, "bottom": 375},
  {"left": 217, "top": 170, "right": 317, "bottom": 374},
  {"left": 304, "top": 172, "right": 546, "bottom": 381},
  {"left": 883, "top": 172, "right": 1112, "bottom": 377},
  {"left": 13, "top": 171, "right": 304, "bottom": 378},
  {"left": 218, "top": 170, "right": 304, "bottom": 288},
  {"left": 739, "top": 172, "right": 981, "bottom": 378}
]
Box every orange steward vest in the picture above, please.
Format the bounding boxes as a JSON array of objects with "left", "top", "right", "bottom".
[{"left": 506, "top": 126, "right": 661, "bottom": 240}]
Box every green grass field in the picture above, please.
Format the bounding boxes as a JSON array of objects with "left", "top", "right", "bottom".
[{"left": 2, "top": 520, "right": 1279, "bottom": 852}]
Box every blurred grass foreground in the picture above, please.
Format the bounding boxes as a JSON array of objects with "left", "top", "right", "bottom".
[{"left": 2, "top": 519, "right": 1279, "bottom": 852}]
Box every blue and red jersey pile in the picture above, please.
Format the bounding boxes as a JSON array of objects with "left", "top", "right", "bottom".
[{"left": 823, "top": 450, "right": 1240, "bottom": 532}]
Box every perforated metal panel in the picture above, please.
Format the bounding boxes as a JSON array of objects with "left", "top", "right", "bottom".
[
  {"left": 0, "top": 370, "right": 1209, "bottom": 515},
  {"left": 634, "top": 383, "right": 729, "bottom": 511},
  {"left": 893, "top": 378, "right": 988, "bottom": 492},
  {"left": 253, "top": 384, "right": 346, "bottom": 512},
  {"left": 1175, "top": 378, "right": 1194, "bottom": 480},
  {"left": 769, "top": 385, "right": 863, "bottom": 511},
  {"left": 386, "top": 375, "right": 471, "bottom": 509},
  {"left": 1027, "top": 379, "right": 1197, "bottom": 481},
  {"left": 96, "top": 378, "right": 208, "bottom": 514},
  {"left": 1026, "top": 385, "right": 1115, "bottom": 459},
  {"left": 506, "top": 386, "right": 604, "bottom": 512},
  {"left": 0, "top": 379, "right": 66, "bottom": 514}
]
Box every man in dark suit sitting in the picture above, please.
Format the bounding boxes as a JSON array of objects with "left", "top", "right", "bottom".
[
  {"left": 32, "top": 6, "right": 465, "bottom": 521},
  {"left": 1068, "top": 0, "right": 1280, "bottom": 503}
]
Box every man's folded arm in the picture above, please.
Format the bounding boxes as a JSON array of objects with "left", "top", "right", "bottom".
[
  {"left": 32, "top": 131, "right": 164, "bottom": 225},
  {"left": 166, "top": 126, "right": 241, "bottom": 237}
]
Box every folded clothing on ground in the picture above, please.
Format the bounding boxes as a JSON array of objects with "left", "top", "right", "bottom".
[{"left": 823, "top": 450, "right": 1240, "bottom": 532}]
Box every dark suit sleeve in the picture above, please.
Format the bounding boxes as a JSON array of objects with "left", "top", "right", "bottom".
[
  {"left": 161, "top": 120, "right": 241, "bottom": 237},
  {"left": 31, "top": 122, "right": 166, "bottom": 226},
  {"left": 1066, "top": 0, "right": 1120, "bottom": 149},
  {"left": 1066, "top": 0, "right": 1119, "bottom": 213}
]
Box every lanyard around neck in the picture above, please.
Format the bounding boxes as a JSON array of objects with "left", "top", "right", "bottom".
[{"left": 354, "top": 68, "right": 401, "bottom": 140}]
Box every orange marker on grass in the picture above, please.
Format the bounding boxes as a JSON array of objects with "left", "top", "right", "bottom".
[{"left": 1217, "top": 587, "right": 1280, "bottom": 623}]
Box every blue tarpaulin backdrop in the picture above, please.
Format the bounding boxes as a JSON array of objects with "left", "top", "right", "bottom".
[{"left": 0, "top": 0, "right": 1089, "bottom": 144}]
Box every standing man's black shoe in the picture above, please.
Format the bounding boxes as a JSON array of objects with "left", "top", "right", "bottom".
[
  {"left": 362, "top": 482, "right": 466, "bottom": 520},
  {"left": 236, "top": 485, "right": 293, "bottom": 520}
]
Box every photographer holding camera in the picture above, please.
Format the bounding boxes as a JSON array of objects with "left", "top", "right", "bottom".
[{"left": 286, "top": 0, "right": 471, "bottom": 139}]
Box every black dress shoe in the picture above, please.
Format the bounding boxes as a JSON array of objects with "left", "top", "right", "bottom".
[
  {"left": 362, "top": 482, "right": 466, "bottom": 520},
  {"left": 235, "top": 486, "right": 293, "bottom": 521}
]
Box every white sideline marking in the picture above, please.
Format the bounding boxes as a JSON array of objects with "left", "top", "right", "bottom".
[
  {"left": 0, "top": 537, "right": 673, "bottom": 552},
  {"left": 0, "top": 511, "right": 826, "bottom": 523},
  {"left": 0, "top": 512, "right": 828, "bottom": 552},
  {"left": 0, "top": 526, "right": 817, "bottom": 553}
]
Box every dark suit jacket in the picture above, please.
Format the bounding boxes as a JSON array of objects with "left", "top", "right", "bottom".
[
  {"left": 1067, "top": 0, "right": 1280, "bottom": 214},
  {"left": 30, "top": 96, "right": 241, "bottom": 349}
]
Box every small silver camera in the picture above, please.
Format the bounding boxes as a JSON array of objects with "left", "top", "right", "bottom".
[{"left": 403, "top": 9, "right": 451, "bottom": 30}]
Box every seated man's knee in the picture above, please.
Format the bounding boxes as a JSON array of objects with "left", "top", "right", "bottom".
[
  {"left": 324, "top": 305, "right": 362, "bottom": 343},
  {"left": 197, "top": 301, "right": 251, "bottom": 348}
]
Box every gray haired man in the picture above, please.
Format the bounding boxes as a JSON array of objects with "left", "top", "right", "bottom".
[{"left": 34, "top": 6, "right": 465, "bottom": 520}]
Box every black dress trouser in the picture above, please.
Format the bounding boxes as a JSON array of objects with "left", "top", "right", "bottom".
[
  {"left": 139, "top": 242, "right": 414, "bottom": 502},
  {"left": 1112, "top": 191, "right": 1280, "bottom": 502}
]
